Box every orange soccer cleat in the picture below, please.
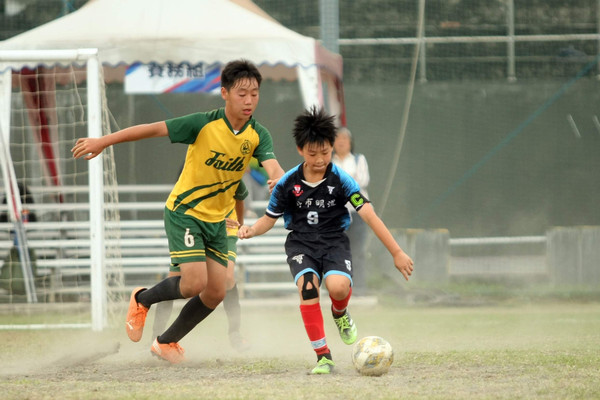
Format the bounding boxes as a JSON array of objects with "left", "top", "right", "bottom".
[
  {"left": 125, "top": 287, "right": 149, "bottom": 342},
  {"left": 151, "top": 338, "right": 185, "bottom": 364}
]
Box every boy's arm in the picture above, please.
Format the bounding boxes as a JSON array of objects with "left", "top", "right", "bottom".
[
  {"left": 260, "top": 159, "right": 285, "bottom": 192},
  {"left": 235, "top": 199, "right": 244, "bottom": 226},
  {"left": 238, "top": 215, "right": 277, "bottom": 239},
  {"left": 357, "top": 202, "right": 414, "bottom": 281},
  {"left": 71, "top": 121, "right": 169, "bottom": 160},
  {"left": 225, "top": 197, "right": 246, "bottom": 230}
]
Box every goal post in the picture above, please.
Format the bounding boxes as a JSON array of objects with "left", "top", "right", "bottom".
[
  {"left": 85, "top": 52, "right": 108, "bottom": 331},
  {"left": 0, "top": 123, "right": 37, "bottom": 303},
  {"left": 0, "top": 49, "right": 122, "bottom": 331}
]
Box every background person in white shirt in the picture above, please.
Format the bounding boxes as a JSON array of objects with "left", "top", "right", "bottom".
[{"left": 332, "top": 127, "right": 370, "bottom": 295}]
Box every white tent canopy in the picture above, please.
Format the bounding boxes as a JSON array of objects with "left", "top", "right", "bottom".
[{"left": 0, "top": 0, "right": 345, "bottom": 119}]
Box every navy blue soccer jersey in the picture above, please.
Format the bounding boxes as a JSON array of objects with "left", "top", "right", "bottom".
[{"left": 266, "top": 163, "right": 369, "bottom": 233}]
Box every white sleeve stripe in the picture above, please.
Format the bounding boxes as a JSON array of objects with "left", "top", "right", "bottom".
[{"left": 266, "top": 209, "right": 283, "bottom": 218}]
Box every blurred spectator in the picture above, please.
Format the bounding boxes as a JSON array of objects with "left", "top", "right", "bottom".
[
  {"left": 557, "top": 45, "right": 586, "bottom": 59},
  {"left": 0, "top": 182, "right": 37, "bottom": 223},
  {"left": 0, "top": 182, "right": 39, "bottom": 297}
]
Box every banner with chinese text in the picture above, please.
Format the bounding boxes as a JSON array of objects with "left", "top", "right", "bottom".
[{"left": 124, "top": 62, "right": 221, "bottom": 94}]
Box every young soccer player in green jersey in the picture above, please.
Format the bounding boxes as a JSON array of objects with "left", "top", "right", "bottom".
[
  {"left": 72, "top": 59, "right": 284, "bottom": 363},
  {"left": 151, "top": 181, "right": 250, "bottom": 352}
]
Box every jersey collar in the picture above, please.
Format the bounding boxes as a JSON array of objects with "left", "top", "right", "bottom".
[
  {"left": 221, "top": 108, "right": 254, "bottom": 135},
  {"left": 298, "top": 162, "right": 333, "bottom": 181}
]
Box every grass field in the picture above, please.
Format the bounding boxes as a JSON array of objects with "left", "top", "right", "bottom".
[{"left": 1, "top": 297, "right": 599, "bottom": 400}]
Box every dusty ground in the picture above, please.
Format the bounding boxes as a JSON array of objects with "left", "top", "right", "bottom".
[{"left": 1, "top": 300, "right": 599, "bottom": 399}]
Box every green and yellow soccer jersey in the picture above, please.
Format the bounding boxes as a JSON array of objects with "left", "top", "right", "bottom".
[
  {"left": 233, "top": 179, "right": 249, "bottom": 202},
  {"left": 165, "top": 108, "right": 275, "bottom": 222}
]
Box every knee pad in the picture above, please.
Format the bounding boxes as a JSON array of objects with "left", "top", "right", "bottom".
[{"left": 301, "top": 272, "right": 319, "bottom": 301}]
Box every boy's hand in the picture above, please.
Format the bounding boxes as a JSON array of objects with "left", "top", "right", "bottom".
[
  {"left": 237, "top": 225, "right": 254, "bottom": 239},
  {"left": 267, "top": 178, "right": 280, "bottom": 193},
  {"left": 225, "top": 218, "right": 240, "bottom": 230},
  {"left": 393, "top": 251, "right": 414, "bottom": 281},
  {"left": 71, "top": 138, "right": 104, "bottom": 160}
]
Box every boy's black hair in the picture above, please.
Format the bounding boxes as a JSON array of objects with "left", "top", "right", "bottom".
[
  {"left": 292, "top": 106, "right": 336, "bottom": 149},
  {"left": 221, "top": 59, "right": 262, "bottom": 90}
]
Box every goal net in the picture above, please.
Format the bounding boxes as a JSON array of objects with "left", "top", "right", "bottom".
[{"left": 0, "top": 49, "right": 123, "bottom": 331}]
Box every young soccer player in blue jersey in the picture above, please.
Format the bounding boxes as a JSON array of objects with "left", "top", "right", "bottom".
[
  {"left": 238, "top": 107, "right": 414, "bottom": 374},
  {"left": 72, "top": 59, "right": 284, "bottom": 363}
]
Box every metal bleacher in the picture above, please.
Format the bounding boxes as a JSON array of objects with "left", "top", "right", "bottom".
[{"left": 0, "top": 184, "right": 293, "bottom": 301}]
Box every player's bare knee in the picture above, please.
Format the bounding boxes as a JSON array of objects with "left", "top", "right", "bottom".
[
  {"left": 179, "top": 278, "right": 206, "bottom": 298},
  {"left": 325, "top": 277, "right": 351, "bottom": 300},
  {"left": 202, "top": 285, "right": 226, "bottom": 307},
  {"left": 299, "top": 272, "right": 319, "bottom": 301},
  {"left": 179, "top": 286, "right": 202, "bottom": 298},
  {"left": 328, "top": 286, "right": 350, "bottom": 300}
]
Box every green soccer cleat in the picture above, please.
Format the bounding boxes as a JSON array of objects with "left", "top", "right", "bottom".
[
  {"left": 333, "top": 309, "right": 358, "bottom": 345},
  {"left": 311, "top": 357, "right": 335, "bottom": 375}
]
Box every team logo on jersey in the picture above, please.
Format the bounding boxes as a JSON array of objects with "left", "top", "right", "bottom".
[
  {"left": 327, "top": 186, "right": 335, "bottom": 194},
  {"left": 293, "top": 185, "right": 303, "bottom": 197},
  {"left": 345, "top": 259, "right": 352, "bottom": 271},
  {"left": 292, "top": 254, "right": 304, "bottom": 264},
  {"left": 240, "top": 140, "right": 251, "bottom": 155}
]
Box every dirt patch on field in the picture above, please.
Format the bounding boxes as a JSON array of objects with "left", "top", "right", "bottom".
[{"left": 2, "top": 302, "right": 600, "bottom": 399}]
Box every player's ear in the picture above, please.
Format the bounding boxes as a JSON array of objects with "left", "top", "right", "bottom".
[
  {"left": 221, "top": 86, "right": 228, "bottom": 100},
  {"left": 296, "top": 146, "right": 304, "bottom": 157}
]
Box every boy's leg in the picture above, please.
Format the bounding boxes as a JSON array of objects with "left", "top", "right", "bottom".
[
  {"left": 325, "top": 274, "right": 357, "bottom": 345},
  {"left": 326, "top": 274, "right": 352, "bottom": 314},
  {"left": 147, "top": 210, "right": 229, "bottom": 358},
  {"left": 224, "top": 283, "right": 250, "bottom": 352},
  {"left": 151, "top": 270, "right": 180, "bottom": 341},
  {"left": 223, "top": 248, "right": 250, "bottom": 351},
  {"left": 223, "top": 235, "right": 249, "bottom": 351},
  {"left": 153, "top": 258, "right": 227, "bottom": 362},
  {"left": 322, "top": 235, "right": 357, "bottom": 345},
  {"left": 287, "top": 234, "right": 334, "bottom": 373},
  {"left": 151, "top": 300, "right": 174, "bottom": 340},
  {"left": 296, "top": 272, "right": 334, "bottom": 374},
  {"left": 128, "top": 256, "right": 205, "bottom": 344},
  {"left": 223, "top": 279, "right": 241, "bottom": 333},
  {"left": 135, "top": 209, "right": 207, "bottom": 343},
  {"left": 126, "top": 275, "right": 184, "bottom": 342}
]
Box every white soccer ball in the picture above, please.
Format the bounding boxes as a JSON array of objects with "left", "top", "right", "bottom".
[{"left": 351, "top": 336, "right": 394, "bottom": 376}]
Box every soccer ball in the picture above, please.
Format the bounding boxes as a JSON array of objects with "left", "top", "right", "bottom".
[{"left": 351, "top": 336, "right": 394, "bottom": 376}]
